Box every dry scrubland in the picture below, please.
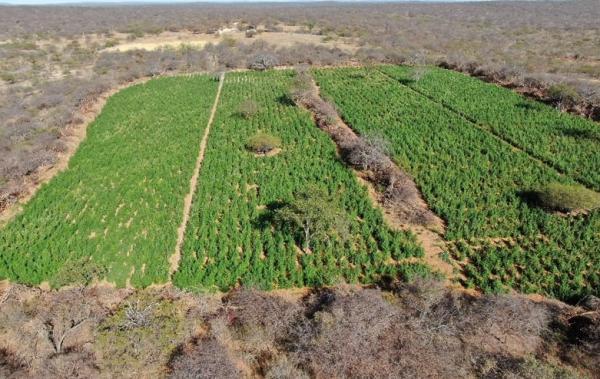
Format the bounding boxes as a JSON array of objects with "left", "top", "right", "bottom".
[
  {"left": 0, "top": 282, "right": 599, "bottom": 378},
  {"left": 1, "top": 1, "right": 600, "bottom": 377}
]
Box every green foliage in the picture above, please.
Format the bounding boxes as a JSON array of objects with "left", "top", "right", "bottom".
[
  {"left": 173, "top": 70, "right": 426, "bottom": 291},
  {"left": 245, "top": 132, "right": 281, "bottom": 154},
  {"left": 50, "top": 257, "right": 108, "bottom": 288},
  {"left": 547, "top": 83, "right": 582, "bottom": 105},
  {"left": 532, "top": 183, "right": 600, "bottom": 212},
  {"left": 380, "top": 65, "right": 600, "bottom": 191},
  {"left": 0, "top": 75, "right": 219, "bottom": 287},
  {"left": 103, "top": 39, "right": 119, "bottom": 48},
  {"left": 237, "top": 98, "right": 260, "bottom": 119},
  {"left": 314, "top": 66, "right": 599, "bottom": 301},
  {"left": 0, "top": 71, "right": 17, "bottom": 84},
  {"left": 273, "top": 185, "right": 349, "bottom": 250}
]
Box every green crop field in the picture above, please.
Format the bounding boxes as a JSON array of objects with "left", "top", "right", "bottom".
[
  {"left": 314, "top": 67, "right": 599, "bottom": 301},
  {"left": 173, "top": 70, "right": 427, "bottom": 291},
  {"left": 379, "top": 65, "right": 600, "bottom": 191},
  {"left": 0, "top": 66, "right": 597, "bottom": 302},
  {"left": 0, "top": 76, "right": 219, "bottom": 287}
]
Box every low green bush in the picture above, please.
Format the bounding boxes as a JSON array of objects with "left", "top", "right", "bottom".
[
  {"left": 245, "top": 132, "right": 281, "bottom": 154},
  {"left": 547, "top": 84, "right": 581, "bottom": 106},
  {"left": 533, "top": 183, "right": 600, "bottom": 212},
  {"left": 0, "top": 71, "right": 17, "bottom": 84}
]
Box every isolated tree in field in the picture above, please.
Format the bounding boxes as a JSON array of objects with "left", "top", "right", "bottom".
[
  {"left": 249, "top": 54, "right": 279, "bottom": 71},
  {"left": 237, "top": 99, "right": 260, "bottom": 119},
  {"left": 410, "top": 66, "right": 429, "bottom": 82},
  {"left": 288, "top": 68, "right": 313, "bottom": 104},
  {"left": 408, "top": 50, "right": 429, "bottom": 82},
  {"left": 274, "top": 186, "right": 349, "bottom": 251}
]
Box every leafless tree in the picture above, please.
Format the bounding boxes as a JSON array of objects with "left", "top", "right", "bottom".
[
  {"left": 236, "top": 99, "right": 260, "bottom": 119},
  {"left": 346, "top": 132, "right": 392, "bottom": 173},
  {"left": 37, "top": 289, "right": 102, "bottom": 355},
  {"left": 121, "top": 300, "right": 156, "bottom": 330},
  {"left": 248, "top": 53, "right": 279, "bottom": 71}
]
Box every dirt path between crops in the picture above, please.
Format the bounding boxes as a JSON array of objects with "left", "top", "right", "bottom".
[
  {"left": 169, "top": 72, "right": 225, "bottom": 278},
  {"left": 296, "top": 74, "right": 455, "bottom": 281}
]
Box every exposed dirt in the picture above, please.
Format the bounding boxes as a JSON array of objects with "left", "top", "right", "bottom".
[
  {"left": 355, "top": 167, "right": 455, "bottom": 281},
  {"left": 170, "top": 72, "right": 225, "bottom": 278},
  {"left": 102, "top": 29, "right": 358, "bottom": 53},
  {"left": 296, "top": 74, "right": 455, "bottom": 281}
]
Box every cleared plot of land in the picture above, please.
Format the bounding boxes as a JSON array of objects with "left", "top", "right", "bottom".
[
  {"left": 314, "top": 67, "right": 599, "bottom": 301},
  {"left": 174, "top": 70, "right": 428, "bottom": 291},
  {"left": 379, "top": 65, "right": 600, "bottom": 191},
  {"left": 0, "top": 75, "right": 219, "bottom": 287},
  {"left": 102, "top": 30, "right": 357, "bottom": 53}
]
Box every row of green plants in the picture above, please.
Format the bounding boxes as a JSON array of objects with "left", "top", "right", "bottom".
[
  {"left": 0, "top": 75, "right": 220, "bottom": 287},
  {"left": 314, "top": 67, "right": 599, "bottom": 301},
  {"left": 450, "top": 214, "right": 599, "bottom": 301},
  {"left": 379, "top": 65, "right": 600, "bottom": 191},
  {"left": 173, "top": 70, "right": 429, "bottom": 291}
]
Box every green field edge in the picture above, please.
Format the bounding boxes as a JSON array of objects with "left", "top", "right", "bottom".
[
  {"left": 312, "top": 66, "right": 599, "bottom": 302},
  {"left": 377, "top": 66, "right": 599, "bottom": 193},
  {"left": 0, "top": 74, "right": 220, "bottom": 288}
]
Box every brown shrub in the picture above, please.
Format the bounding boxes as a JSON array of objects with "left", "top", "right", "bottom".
[
  {"left": 290, "top": 287, "right": 400, "bottom": 378},
  {"left": 0, "top": 348, "right": 28, "bottom": 379},
  {"left": 225, "top": 288, "right": 302, "bottom": 346},
  {"left": 168, "top": 337, "right": 240, "bottom": 379}
]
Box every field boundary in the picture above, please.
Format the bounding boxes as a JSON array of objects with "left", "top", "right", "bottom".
[
  {"left": 0, "top": 77, "right": 159, "bottom": 227},
  {"left": 169, "top": 72, "right": 225, "bottom": 278},
  {"left": 378, "top": 68, "right": 596, "bottom": 191},
  {"left": 299, "top": 72, "right": 456, "bottom": 281}
]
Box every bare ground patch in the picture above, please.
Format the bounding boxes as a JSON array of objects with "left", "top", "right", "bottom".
[{"left": 102, "top": 29, "right": 358, "bottom": 53}]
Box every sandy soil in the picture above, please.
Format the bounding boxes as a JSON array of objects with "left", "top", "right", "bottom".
[{"left": 102, "top": 30, "right": 358, "bottom": 53}]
